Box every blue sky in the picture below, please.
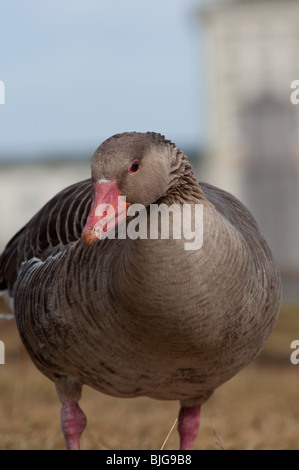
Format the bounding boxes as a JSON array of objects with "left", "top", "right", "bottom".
[{"left": 0, "top": 0, "right": 210, "bottom": 160}]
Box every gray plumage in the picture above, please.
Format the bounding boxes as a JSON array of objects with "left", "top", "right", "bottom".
[{"left": 0, "top": 132, "right": 281, "bottom": 448}]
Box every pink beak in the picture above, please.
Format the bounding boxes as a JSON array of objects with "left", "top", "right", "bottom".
[{"left": 81, "top": 180, "right": 130, "bottom": 245}]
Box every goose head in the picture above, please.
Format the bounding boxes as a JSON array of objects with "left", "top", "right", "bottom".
[{"left": 81, "top": 132, "right": 182, "bottom": 244}]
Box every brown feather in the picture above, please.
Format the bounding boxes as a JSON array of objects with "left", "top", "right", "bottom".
[{"left": 0, "top": 132, "right": 281, "bottom": 419}]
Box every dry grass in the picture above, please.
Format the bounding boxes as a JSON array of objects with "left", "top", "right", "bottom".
[{"left": 0, "top": 302, "right": 299, "bottom": 450}]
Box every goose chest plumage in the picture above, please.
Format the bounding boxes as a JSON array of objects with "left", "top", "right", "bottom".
[{"left": 0, "top": 132, "right": 281, "bottom": 450}]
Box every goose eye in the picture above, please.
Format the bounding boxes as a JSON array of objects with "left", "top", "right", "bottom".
[{"left": 129, "top": 160, "right": 139, "bottom": 173}]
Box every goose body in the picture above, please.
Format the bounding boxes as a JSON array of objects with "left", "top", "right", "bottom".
[{"left": 0, "top": 132, "right": 281, "bottom": 449}]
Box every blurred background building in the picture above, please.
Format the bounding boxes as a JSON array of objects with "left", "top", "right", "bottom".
[
  {"left": 0, "top": 160, "right": 90, "bottom": 248},
  {"left": 0, "top": 0, "right": 298, "bottom": 301},
  {"left": 198, "top": 0, "right": 299, "bottom": 301}
]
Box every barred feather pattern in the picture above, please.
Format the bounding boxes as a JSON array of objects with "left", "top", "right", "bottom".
[{"left": 0, "top": 134, "right": 281, "bottom": 406}]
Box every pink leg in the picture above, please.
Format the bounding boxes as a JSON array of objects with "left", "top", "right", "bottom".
[
  {"left": 61, "top": 400, "right": 87, "bottom": 450},
  {"left": 178, "top": 404, "right": 201, "bottom": 450}
]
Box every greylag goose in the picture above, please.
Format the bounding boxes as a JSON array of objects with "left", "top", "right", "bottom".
[{"left": 0, "top": 132, "right": 281, "bottom": 450}]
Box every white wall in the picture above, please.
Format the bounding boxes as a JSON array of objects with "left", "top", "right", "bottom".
[{"left": 0, "top": 161, "right": 90, "bottom": 250}]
